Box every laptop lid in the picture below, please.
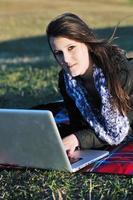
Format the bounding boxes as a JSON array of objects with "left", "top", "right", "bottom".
[{"left": 0, "top": 109, "right": 72, "bottom": 171}]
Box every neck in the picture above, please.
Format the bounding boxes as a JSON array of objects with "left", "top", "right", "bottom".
[{"left": 80, "top": 63, "right": 94, "bottom": 82}]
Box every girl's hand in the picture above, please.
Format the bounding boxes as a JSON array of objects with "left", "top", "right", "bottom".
[{"left": 62, "top": 134, "right": 79, "bottom": 157}]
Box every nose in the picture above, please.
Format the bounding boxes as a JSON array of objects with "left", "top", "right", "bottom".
[{"left": 63, "top": 52, "right": 71, "bottom": 66}]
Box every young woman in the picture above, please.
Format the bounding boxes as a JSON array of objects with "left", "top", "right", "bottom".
[{"left": 46, "top": 13, "right": 133, "bottom": 157}]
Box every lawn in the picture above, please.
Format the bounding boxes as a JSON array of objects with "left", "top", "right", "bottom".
[{"left": 0, "top": 0, "right": 133, "bottom": 199}]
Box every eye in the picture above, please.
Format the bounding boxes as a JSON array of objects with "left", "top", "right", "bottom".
[
  {"left": 54, "top": 50, "right": 62, "bottom": 56},
  {"left": 68, "top": 46, "right": 75, "bottom": 51}
]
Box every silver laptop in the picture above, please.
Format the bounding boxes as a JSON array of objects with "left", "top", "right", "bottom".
[{"left": 0, "top": 109, "right": 109, "bottom": 172}]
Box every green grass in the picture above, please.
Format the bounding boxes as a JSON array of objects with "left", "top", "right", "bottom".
[
  {"left": 0, "top": 0, "right": 133, "bottom": 199},
  {"left": 0, "top": 170, "right": 133, "bottom": 199}
]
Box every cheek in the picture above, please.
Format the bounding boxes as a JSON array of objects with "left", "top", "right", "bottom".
[
  {"left": 80, "top": 45, "right": 89, "bottom": 58},
  {"left": 81, "top": 50, "right": 89, "bottom": 66}
]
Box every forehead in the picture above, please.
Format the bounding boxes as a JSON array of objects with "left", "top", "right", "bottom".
[{"left": 49, "top": 36, "right": 80, "bottom": 50}]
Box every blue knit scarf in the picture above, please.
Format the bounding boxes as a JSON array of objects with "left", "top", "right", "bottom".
[{"left": 64, "top": 65, "right": 129, "bottom": 145}]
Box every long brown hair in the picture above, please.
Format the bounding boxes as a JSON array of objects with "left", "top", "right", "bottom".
[{"left": 46, "top": 13, "right": 130, "bottom": 114}]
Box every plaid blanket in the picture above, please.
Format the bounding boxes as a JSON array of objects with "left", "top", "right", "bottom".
[{"left": 81, "top": 140, "right": 133, "bottom": 175}]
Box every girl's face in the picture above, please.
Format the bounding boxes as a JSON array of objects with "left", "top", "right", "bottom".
[{"left": 50, "top": 36, "right": 92, "bottom": 77}]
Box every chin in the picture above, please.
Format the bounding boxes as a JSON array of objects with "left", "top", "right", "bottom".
[
  {"left": 71, "top": 74, "right": 79, "bottom": 77},
  {"left": 70, "top": 71, "right": 80, "bottom": 77}
]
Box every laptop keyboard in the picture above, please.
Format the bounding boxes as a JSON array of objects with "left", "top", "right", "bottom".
[{"left": 69, "top": 157, "right": 83, "bottom": 164}]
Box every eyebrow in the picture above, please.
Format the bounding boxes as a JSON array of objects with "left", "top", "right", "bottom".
[{"left": 65, "top": 43, "right": 76, "bottom": 48}]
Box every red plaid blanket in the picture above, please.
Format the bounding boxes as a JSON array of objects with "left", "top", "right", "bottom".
[{"left": 81, "top": 141, "right": 133, "bottom": 175}]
